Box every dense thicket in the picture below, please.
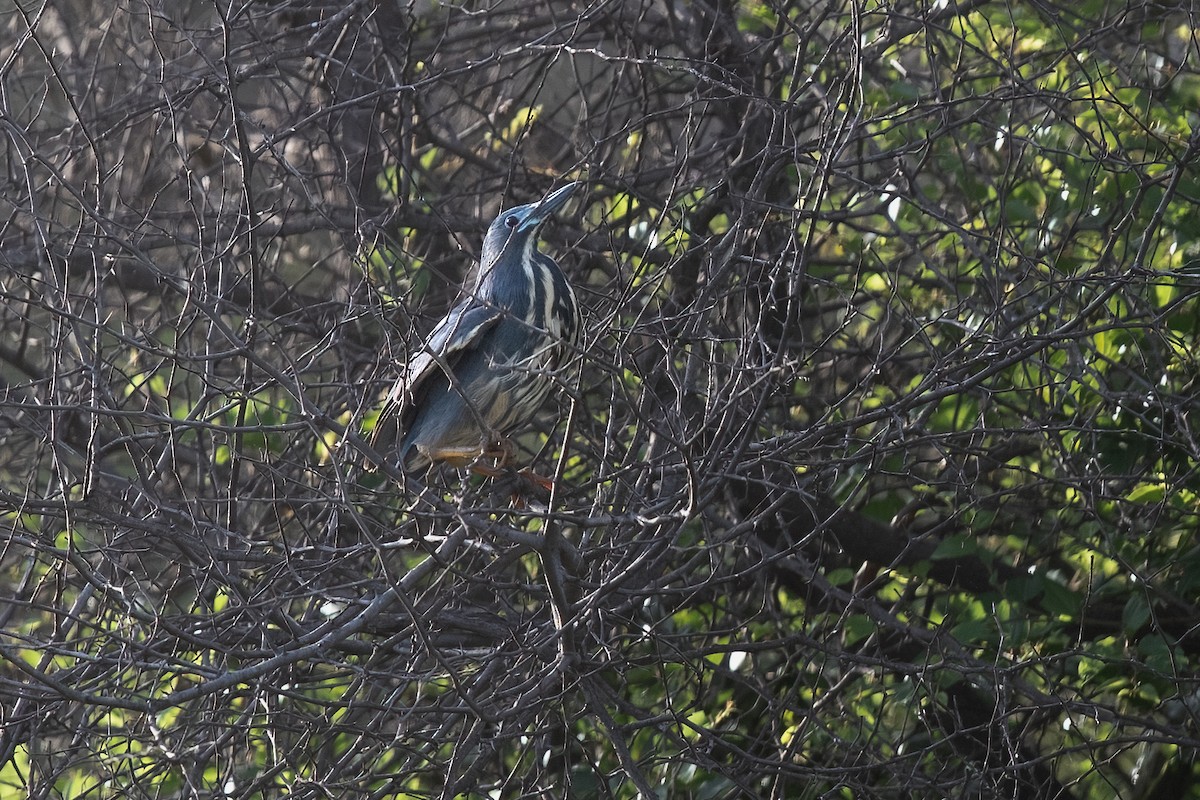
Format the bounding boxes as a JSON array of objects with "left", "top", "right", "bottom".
[{"left": 2, "top": 0, "right": 1199, "bottom": 797}]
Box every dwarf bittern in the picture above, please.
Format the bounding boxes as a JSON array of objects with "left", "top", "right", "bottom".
[{"left": 368, "top": 182, "right": 582, "bottom": 478}]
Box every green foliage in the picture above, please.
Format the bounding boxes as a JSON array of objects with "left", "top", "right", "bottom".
[{"left": 2, "top": 0, "right": 1200, "bottom": 797}]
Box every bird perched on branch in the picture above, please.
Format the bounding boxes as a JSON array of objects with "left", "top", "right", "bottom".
[{"left": 367, "top": 182, "right": 582, "bottom": 481}]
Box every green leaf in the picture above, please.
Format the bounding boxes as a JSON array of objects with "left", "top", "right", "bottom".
[
  {"left": 842, "top": 614, "right": 877, "bottom": 647},
  {"left": 1137, "top": 634, "right": 1176, "bottom": 674},
  {"left": 1127, "top": 482, "right": 1165, "bottom": 504},
  {"left": 950, "top": 617, "right": 997, "bottom": 648},
  {"left": 1038, "top": 578, "right": 1083, "bottom": 617},
  {"left": 1122, "top": 594, "right": 1151, "bottom": 634},
  {"left": 930, "top": 534, "right": 981, "bottom": 560}
]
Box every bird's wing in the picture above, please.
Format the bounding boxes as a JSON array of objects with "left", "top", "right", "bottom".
[
  {"left": 369, "top": 301, "right": 503, "bottom": 449},
  {"left": 409, "top": 301, "right": 503, "bottom": 386}
]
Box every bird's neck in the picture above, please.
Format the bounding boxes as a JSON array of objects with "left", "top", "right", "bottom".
[{"left": 477, "top": 238, "right": 537, "bottom": 313}]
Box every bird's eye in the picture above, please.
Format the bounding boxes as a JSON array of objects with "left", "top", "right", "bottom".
[{"left": 504, "top": 215, "right": 519, "bottom": 229}]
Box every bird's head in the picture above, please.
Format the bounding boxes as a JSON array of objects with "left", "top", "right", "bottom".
[{"left": 480, "top": 182, "right": 579, "bottom": 273}]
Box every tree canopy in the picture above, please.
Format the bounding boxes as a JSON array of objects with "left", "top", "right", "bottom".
[{"left": 1, "top": 0, "right": 1199, "bottom": 797}]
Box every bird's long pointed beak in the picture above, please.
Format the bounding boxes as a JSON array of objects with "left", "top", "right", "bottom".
[{"left": 531, "top": 181, "right": 581, "bottom": 221}]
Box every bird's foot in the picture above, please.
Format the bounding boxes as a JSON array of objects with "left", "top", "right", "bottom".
[
  {"left": 481, "top": 439, "right": 515, "bottom": 469},
  {"left": 431, "top": 443, "right": 553, "bottom": 506},
  {"left": 476, "top": 465, "right": 554, "bottom": 508},
  {"left": 467, "top": 461, "right": 506, "bottom": 480},
  {"left": 517, "top": 468, "right": 555, "bottom": 493}
]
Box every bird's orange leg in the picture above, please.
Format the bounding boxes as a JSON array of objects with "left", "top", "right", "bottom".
[
  {"left": 421, "top": 441, "right": 513, "bottom": 478},
  {"left": 420, "top": 442, "right": 555, "bottom": 497},
  {"left": 418, "top": 445, "right": 487, "bottom": 469},
  {"left": 487, "top": 439, "right": 555, "bottom": 492}
]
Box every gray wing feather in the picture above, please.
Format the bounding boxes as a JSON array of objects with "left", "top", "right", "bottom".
[{"left": 369, "top": 302, "right": 503, "bottom": 450}]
